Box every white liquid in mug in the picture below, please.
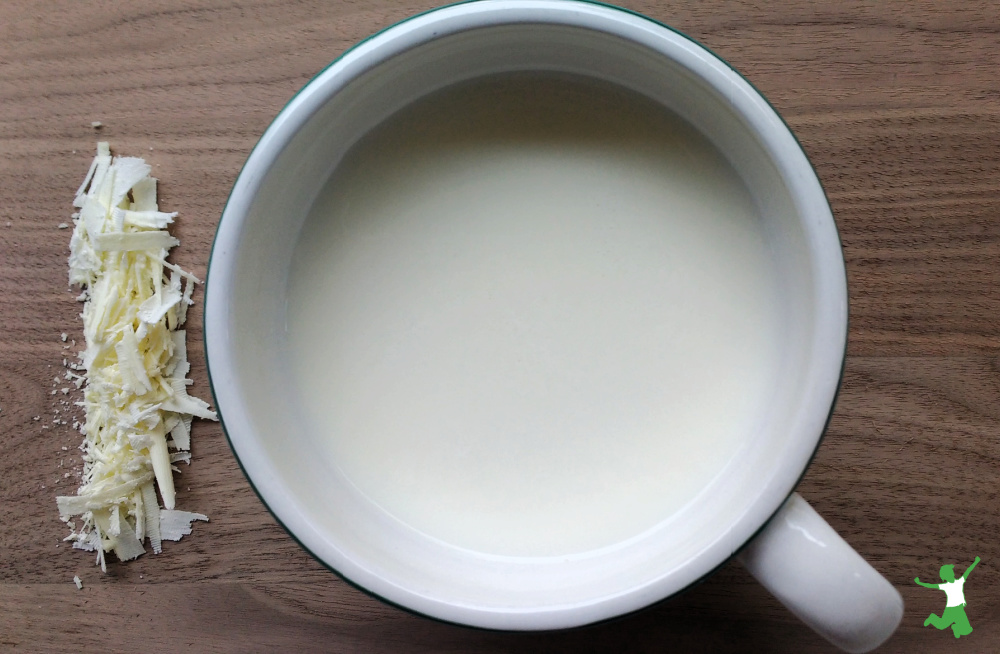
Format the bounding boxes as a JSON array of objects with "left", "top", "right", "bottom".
[{"left": 287, "top": 74, "right": 782, "bottom": 556}]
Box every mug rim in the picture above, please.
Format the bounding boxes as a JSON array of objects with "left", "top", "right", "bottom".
[{"left": 204, "top": 0, "right": 848, "bottom": 630}]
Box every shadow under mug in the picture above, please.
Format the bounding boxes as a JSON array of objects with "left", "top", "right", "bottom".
[{"left": 204, "top": 2, "right": 904, "bottom": 652}]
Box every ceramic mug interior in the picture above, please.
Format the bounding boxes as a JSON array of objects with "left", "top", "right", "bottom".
[{"left": 205, "top": 0, "right": 847, "bottom": 630}]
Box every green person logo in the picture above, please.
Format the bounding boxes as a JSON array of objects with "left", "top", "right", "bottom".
[{"left": 914, "top": 556, "right": 980, "bottom": 639}]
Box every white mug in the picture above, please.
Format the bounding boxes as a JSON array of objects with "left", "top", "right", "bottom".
[{"left": 204, "top": 2, "right": 903, "bottom": 652}]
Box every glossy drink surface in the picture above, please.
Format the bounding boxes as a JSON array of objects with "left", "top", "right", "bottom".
[{"left": 286, "top": 74, "right": 782, "bottom": 556}]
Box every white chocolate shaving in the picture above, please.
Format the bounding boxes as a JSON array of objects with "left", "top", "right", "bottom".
[{"left": 57, "top": 142, "right": 217, "bottom": 569}]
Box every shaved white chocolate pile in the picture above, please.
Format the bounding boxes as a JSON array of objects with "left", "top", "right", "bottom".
[{"left": 56, "top": 142, "right": 216, "bottom": 571}]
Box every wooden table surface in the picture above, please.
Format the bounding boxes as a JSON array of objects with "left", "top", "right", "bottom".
[{"left": 3, "top": 1, "right": 999, "bottom": 652}]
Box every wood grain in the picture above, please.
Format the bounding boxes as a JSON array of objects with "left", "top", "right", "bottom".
[{"left": 2, "top": 1, "right": 1000, "bottom": 652}]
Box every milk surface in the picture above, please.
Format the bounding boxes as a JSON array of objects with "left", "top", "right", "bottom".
[{"left": 287, "top": 74, "right": 782, "bottom": 556}]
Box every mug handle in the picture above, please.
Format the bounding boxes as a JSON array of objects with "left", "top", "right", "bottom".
[{"left": 737, "top": 493, "right": 904, "bottom": 653}]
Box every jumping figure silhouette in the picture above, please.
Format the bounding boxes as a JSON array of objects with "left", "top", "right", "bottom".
[{"left": 914, "top": 556, "right": 980, "bottom": 639}]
